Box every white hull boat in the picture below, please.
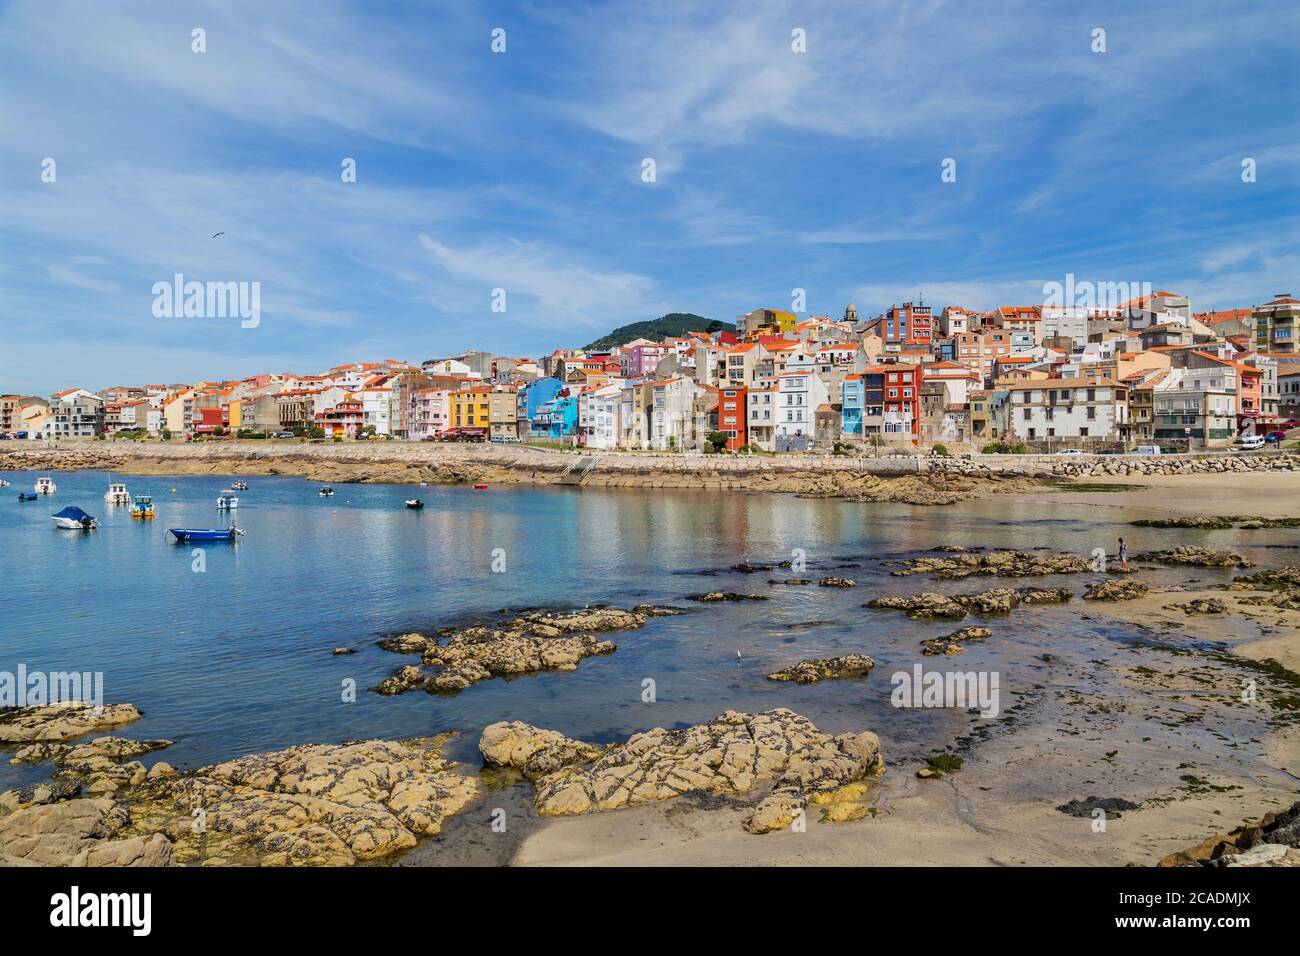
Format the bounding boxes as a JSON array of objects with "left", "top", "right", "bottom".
[
  {"left": 35, "top": 477, "right": 57, "bottom": 494},
  {"left": 105, "top": 482, "right": 131, "bottom": 505},
  {"left": 52, "top": 506, "right": 97, "bottom": 530}
]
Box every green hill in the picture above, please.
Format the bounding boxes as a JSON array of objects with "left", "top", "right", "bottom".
[{"left": 584, "top": 313, "right": 732, "bottom": 351}]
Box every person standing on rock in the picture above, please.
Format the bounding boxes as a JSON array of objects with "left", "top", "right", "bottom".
[{"left": 1118, "top": 537, "right": 1129, "bottom": 571}]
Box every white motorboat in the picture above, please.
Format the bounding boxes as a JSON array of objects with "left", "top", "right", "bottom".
[
  {"left": 51, "top": 506, "right": 97, "bottom": 530},
  {"left": 216, "top": 490, "right": 240, "bottom": 510},
  {"left": 319, "top": 486, "right": 335, "bottom": 497},
  {"left": 35, "top": 476, "right": 57, "bottom": 494},
  {"left": 104, "top": 482, "right": 131, "bottom": 505},
  {"left": 0, "top": 479, "right": 10, "bottom": 487}
]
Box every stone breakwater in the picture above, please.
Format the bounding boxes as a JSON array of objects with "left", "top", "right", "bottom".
[{"left": 7, "top": 441, "right": 1294, "bottom": 502}]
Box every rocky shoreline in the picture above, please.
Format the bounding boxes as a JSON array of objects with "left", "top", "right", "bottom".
[
  {"left": 5, "top": 525, "right": 1300, "bottom": 866},
  {"left": 5, "top": 441, "right": 1297, "bottom": 505}
]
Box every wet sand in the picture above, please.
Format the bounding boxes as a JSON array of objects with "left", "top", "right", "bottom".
[{"left": 513, "top": 472, "right": 1300, "bottom": 866}]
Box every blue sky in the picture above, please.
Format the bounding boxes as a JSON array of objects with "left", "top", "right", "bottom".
[{"left": 1, "top": 0, "right": 1297, "bottom": 393}]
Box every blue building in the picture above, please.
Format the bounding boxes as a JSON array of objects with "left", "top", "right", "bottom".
[
  {"left": 535, "top": 391, "right": 578, "bottom": 440},
  {"left": 841, "top": 371, "right": 885, "bottom": 436},
  {"left": 520, "top": 377, "right": 564, "bottom": 436}
]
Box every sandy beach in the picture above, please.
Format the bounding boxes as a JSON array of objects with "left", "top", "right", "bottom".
[{"left": 511, "top": 470, "right": 1300, "bottom": 866}]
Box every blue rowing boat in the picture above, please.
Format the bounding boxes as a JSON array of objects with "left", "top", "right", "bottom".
[{"left": 169, "top": 528, "right": 244, "bottom": 542}]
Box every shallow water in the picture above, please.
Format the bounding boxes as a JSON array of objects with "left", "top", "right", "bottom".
[{"left": 0, "top": 467, "right": 1287, "bottom": 798}]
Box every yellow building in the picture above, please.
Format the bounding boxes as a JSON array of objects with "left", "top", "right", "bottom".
[{"left": 450, "top": 387, "right": 491, "bottom": 431}]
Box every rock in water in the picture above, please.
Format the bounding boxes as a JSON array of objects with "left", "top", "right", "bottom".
[
  {"left": 865, "top": 592, "right": 968, "bottom": 620},
  {"left": 479, "top": 722, "right": 603, "bottom": 780},
  {"left": 375, "top": 665, "right": 426, "bottom": 695},
  {"left": 920, "top": 626, "right": 992, "bottom": 656},
  {"left": 1084, "top": 579, "right": 1149, "bottom": 601},
  {"left": 888, "top": 550, "right": 1092, "bottom": 579},
  {"left": 482, "top": 709, "right": 882, "bottom": 834},
  {"left": 1133, "top": 546, "right": 1251, "bottom": 568},
  {"left": 123, "top": 738, "right": 479, "bottom": 866},
  {"left": 375, "top": 606, "right": 647, "bottom": 695},
  {"left": 766, "top": 654, "right": 875, "bottom": 684},
  {"left": 0, "top": 798, "right": 174, "bottom": 867},
  {"left": 0, "top": 702, "right": 143, "bottom": 743}
]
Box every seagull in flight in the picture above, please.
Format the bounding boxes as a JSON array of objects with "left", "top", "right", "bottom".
[{"left": 211, "top": 231, "right": 225, "bottom": 239}]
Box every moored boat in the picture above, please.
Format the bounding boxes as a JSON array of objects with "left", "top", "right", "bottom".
[
  {"left": 130, "top": 494, "right": 155, "bottom": 519},
  {"left": 319, "top": 486, "right": 335, "bottom": 497},
  {"left": 473, "top": 484, "right": 489, "bottom": 490},
  {"left": 405, "top": 499, "right": 424, "bottom": 509},
  {"left": 17, "top": 492, "right": 38, "bottom": 502},
  {"left": 52, "top": 506, "right": 97, "bottom": 530},
  {"left": 0, "top": 478, "right": 10, "bottom": 487},
  {"left": 169, "top": 527, "right": 244, "bottom": 542},
  {"left": 216, "top": 490, "right": 240, "bottom": 510},
  {"left": 230, "top": 481, "right": 249, "bottom": 491},
  {"left": 34, "top": 477, "right": 56, "bottom": 494},
  {"left": 104, "top": 482, "right": 131, "bottom": 505}
]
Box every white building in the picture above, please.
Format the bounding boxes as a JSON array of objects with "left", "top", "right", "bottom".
[
  {"left": 1006, "top": 379, "right": 1129, "bottom": 443},
  {"left": 775, "top": 370, "right": 829, "bottom": 449},
  {"left": 578, "top": 384, "right": 622, "bottom": 449},
  {"left": 357, "top": 384, "right": 393, "bottom": 435},
  {"left": 650, "top": 377, "right": 698, "bottom": 450},
  {"left": 747, "top": 386, "right": 775, "bottom": 451},
  {"left": 1040, "top": 306, "right": 1089, "bottom": 343}
]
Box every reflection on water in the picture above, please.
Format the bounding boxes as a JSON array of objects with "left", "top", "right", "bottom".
[{"left": 0, "top": 467, "right": 1274, "bottom": 789}]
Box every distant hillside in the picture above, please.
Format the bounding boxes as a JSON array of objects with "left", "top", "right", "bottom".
[{"left": 584, "top": 313, "right": 732, "bottom": 351}]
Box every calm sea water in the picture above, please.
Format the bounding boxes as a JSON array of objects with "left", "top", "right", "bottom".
[{"left": 0, "top": 467, "right": 1279, "bottom": 794}]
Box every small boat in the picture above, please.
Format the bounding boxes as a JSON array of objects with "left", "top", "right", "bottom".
[
  {"left": 319, "top": 486, "right": 335, "bottom": 497},
  {"left": 473, "top": 484, "right": 489, "bottom": 491},
  {"left": 169, "top": 527, "right": 244, "bottom": 542},
  {"left": 405, "top": 499, "right": 424, "bottom": 509},
  {"left": 18, "top": 492, "right": 38, "bottom": 502},
  {"left": 34, "top": 477, "right": 57, "bottom": 494},
  {"left": 230, "top": 481, "right": 249, "bottom": 491},
  {"left": 104, "top": 482, "right": 131, "bottom": 505},
  {"left": 52, "top": 506, "right": 97, "bottom": 530},
  {"left": 0, "top": 478, "right": 10, "bottom": 487},
  {"left": 130, "top": 494, "right": 155, "bottom": 519},
  {"left": 216, "top": 490, "right": 240, "bottom": 510}
]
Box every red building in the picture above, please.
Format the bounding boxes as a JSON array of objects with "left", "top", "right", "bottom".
[
  {"left": 316, "top": 398, "right": 364, "bottom": 438},
  {"left": 716, "top": 385, "right": 747, "bottom": 449},
  {"left": 882, "top": 302, "right": 933, "bottom": 347},
  {"left": 880, "top": 363, "right": 921, "bottom": 437},
  {"left": 193, "top": 406, "right": 226, "bottom": 434}
]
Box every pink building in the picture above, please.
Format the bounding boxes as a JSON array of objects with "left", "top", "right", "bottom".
[
  {"left": 410, "top": 387, "right": 452, "bottom": 439},
  {"left": 625, "top": 344, "right": 668, "bottom": 378}
]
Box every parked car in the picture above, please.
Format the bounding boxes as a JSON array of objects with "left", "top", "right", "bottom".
[
  {"left": 490, "top": 435, "right": 520, "bottom": 443},
  {"left": 1282, "top": 419, "right": 1299, "bottom": 429},
  {"left": 1131, "top": 444, "right": 1162, "bottom": 456},
  {"left": 1055, "top": 448, "right": 1085, "bottom": 456},
  {"left": 1234, "top": 434, "right": 1266, "bottom": 451},
  {"left": 1265, "top": 430, "right": 1287, "bottom": 443},
  {"left": 272, "top": 431, "right": 296, "bottom": 439}
]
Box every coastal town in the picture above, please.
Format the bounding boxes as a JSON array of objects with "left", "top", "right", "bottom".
[{"left": 5, "top": 291, "right": 1299, "bottom": 455}]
